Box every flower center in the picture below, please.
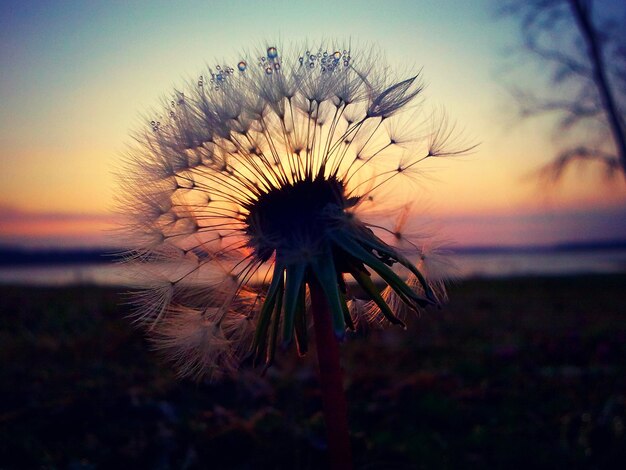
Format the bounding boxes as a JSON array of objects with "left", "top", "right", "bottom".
[{"left": 244, "top": 176, "right": 347, "bottom": 261}]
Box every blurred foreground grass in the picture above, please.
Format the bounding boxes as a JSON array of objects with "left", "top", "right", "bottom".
[{"left": 1, "top": 275, "right": 626, "bottom": 469}]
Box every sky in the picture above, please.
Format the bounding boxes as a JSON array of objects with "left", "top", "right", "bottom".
[{"left": 1, "top": 0, "right": 625, "bottom": 248}]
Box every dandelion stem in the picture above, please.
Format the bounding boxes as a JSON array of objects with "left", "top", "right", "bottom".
[{"left": 310, "top": 277, "right": 353, "bottom": 470}]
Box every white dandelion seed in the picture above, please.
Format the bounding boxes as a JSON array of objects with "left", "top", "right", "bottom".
[{"left": 117, "top": 42, "right": 470, "bottom": 380}]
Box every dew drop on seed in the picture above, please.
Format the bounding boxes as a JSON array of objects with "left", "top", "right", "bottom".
[
  {"left": 267, "top": 46, "right": 278, "bottom": 59},
  {"left": 237, "top": 61, "right": 247, "bottom": 72}
]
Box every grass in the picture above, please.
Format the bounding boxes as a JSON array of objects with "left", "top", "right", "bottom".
[{"left": 1, "top": 275, "right": 625, "bottom": 468}]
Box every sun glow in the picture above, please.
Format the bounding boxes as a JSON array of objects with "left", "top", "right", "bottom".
[{"left": 119, "top": 44, "right": 471, "bottom": 379}]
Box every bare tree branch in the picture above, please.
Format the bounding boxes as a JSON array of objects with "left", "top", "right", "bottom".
[
  {"left": 509, "top": 87, "right": 601, "bottom": 125},
  {"left": 536, "top": 146, "right": 619, "bottom": 182},
  {"left": 567, "top": 0, "right": 626, "bottom": 174},
  {"left": 498, "top": 0, "right": 626, "bottom": 181}
]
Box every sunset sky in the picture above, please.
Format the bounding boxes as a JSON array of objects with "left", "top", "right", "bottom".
[{"left": 1, "top": 0, "right": 625, "bottom": 247}]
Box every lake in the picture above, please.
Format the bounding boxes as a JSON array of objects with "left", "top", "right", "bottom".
[{"left": 1, "top": 249, "right": 625, "bottom": 286}]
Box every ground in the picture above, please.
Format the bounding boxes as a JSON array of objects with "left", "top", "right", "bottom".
[{"left": 1, "top": 275, "right": 625, "bottom": 469}]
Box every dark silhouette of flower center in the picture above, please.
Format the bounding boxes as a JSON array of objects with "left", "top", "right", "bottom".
[{"left": 245, "top": 176, "right": 347, "bottom": 261}]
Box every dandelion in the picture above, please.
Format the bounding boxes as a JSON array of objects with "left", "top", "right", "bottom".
[{"left": 119, "top": 42, "right": 469, "bottom": 467}]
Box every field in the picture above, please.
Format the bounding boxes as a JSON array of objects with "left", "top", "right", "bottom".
[{"left": 1, "top": 275, "right": 626, "bottom": 469}]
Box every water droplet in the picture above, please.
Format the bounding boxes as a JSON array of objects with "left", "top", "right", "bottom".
[
  {"left": 260, "top": 56, "right": 266, "bottom": 62},
  {"left": 333, "top": 51, "right": 341, "bottom": 60},
  {"left": 171, "top": 100, "right": 175, "bottom": 107},
  {"left": 216, "top": 65, "right": 221, "bottom": 71},
  {"left": 237, "top": 61, "right": 247, "bottom": 72},
  {"left": 343, "top": 60, "right": 349, "bottom": 67},
  {"left": 309, "top": 62, "right": 315, "bottom": 68},
  {"left": 310, "top": 54, "right": 316, "bottom": 61},
  {"left": 265, "top": 65, "right": 273, "bottom": 75},
  {"left": 267, "top": 46, "right": 278, "bottom": 59},
  {"left": 169, "top": 111, "right": 175, "bottom": 117},
  {"left": 323, "top": 51, "right": 328, "bottom": 57},
  {"left": 274, "top": 62, "right": 281, "bottom": 70},
  {"left": 151, "top": 120, "right": 156, "bottom": 126},
  {"left": 299, "top": 56, "right": 304, "bottom": 64}
]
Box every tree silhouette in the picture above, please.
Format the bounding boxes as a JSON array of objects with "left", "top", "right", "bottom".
[{"left": 498, "top": 0, "right": 626, "bottom": 181}]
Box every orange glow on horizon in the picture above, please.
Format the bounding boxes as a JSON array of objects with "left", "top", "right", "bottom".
[{"left": 2, "top": 2, "right": 625, "bottom": 247}]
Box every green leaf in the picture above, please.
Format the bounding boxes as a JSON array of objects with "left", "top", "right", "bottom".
[
  {"left": 265, "top": 276, "right": 285, "bottom": 369},
  {"left": 331, "top": 231, "right": 434, "bottom": 308},
  {"left": 339, "top": 290, "right": 356, "bottom": 331},
  {"left": 281, "top": 262, "right": 307, "bottom": 347},
  {"left": 252, "top": 263, "right": 285, "bottom": 363},
  {"left": 356, "top": 230, "right": 438, "bottom": 303},
  {"left": 349, "top": 266, "right": 406, "bottom": 327},
  {"left": 309, "top": 245, "right": 347, "bottom": 337},
  {"left": 293, "top": 281, "right": 308, "bottom": 355}
]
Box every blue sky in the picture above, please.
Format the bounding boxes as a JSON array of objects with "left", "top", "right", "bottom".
[{"left": 1, "top": 0, "right": 625, "bottom": 247}]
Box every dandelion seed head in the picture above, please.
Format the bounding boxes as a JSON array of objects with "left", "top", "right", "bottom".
[
  {"left": 119, "top": 42, "right": 470, "bottom": 380},
  {"left": 151, "top": 307, "right": 240, "bottom": 380}
]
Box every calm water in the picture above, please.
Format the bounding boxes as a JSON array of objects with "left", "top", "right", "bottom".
[{"left": 1, "top": 249, "right": 625, "bottom": 286}]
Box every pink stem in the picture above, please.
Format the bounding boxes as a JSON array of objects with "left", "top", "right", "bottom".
[{"left": 310, "top": 279, "right": 353, "bottom": 470}]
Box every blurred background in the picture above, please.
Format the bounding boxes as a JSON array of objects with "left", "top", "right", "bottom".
[{"left": 1, "top": 0, "right": 625, "bottom": 468}]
